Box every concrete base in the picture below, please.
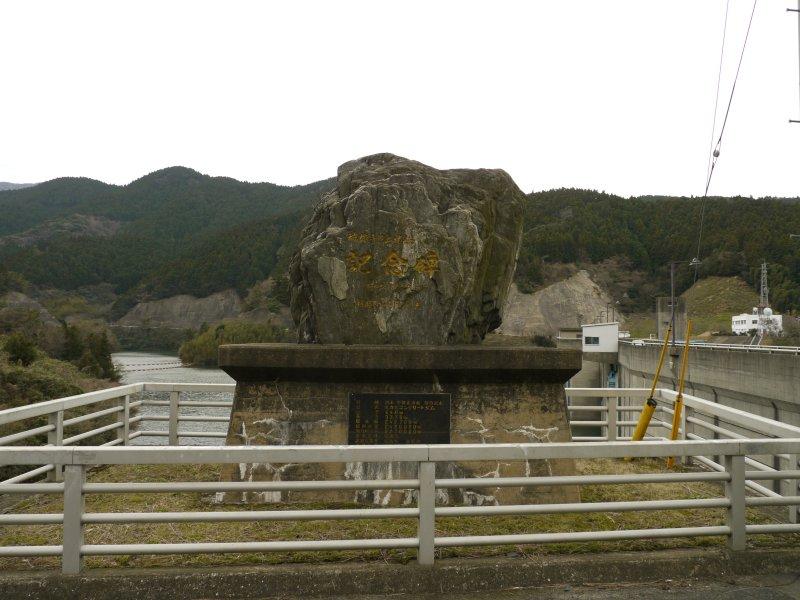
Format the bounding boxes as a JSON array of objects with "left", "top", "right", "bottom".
[
  {"left": 218, "top": 344, "right": 581, "bottom": 506},
  {"left": 3, "top": 548, "right": 799, "bottom": 600}
]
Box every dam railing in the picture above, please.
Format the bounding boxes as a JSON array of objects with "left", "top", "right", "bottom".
[
  {"left": 1, "top": 383, "right": 800, "bottom": 573},
  {"left": 619, "top": 339, "right": 800, "bottom": 354}
]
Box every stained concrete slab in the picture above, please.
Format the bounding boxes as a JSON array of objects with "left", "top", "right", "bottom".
[{"left": 4, "top": 549, "right": 800, "bottom": 600}]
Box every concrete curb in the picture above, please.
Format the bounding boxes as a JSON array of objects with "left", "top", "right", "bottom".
[{"left": 2, "top": 548, "right": 800, "bottom": 600}]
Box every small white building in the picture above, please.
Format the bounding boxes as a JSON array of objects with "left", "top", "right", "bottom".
[
  {"left": 581, "top": 322, "right": 620, "bottom": 353},
  {"left": 732, "top": 308, "right": 783, "bottom": 336}
]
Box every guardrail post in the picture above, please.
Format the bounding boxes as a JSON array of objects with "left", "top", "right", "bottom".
[
  {"left": 169, "top": 391, "right": 180, "bottom": 446},
  {"left": 606, "top": 397, "right": 617, "bottom": 441},
  {"left": 117, "top": 395, "right": 130, "bottom": 445},
  {"left": 47, "top": 410, "right": 64, "bottom": 482},
  {"left": 62, "top": 464, "right": 86, "bottom": 574},
  {"left": 782, "top": 453, "right": 799, "bottom": 524},
  {"left": 681, "top": 405, "right": 692, "bottom": 466},
  {"left": 417, "top": 461, "right": 436, "bottom": 565},
  {"left": 724, "top": 454, "right": 746, "bottom": 551}
]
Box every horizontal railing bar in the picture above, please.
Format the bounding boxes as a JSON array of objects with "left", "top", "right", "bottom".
[
  {"left": 0, "top": 384, "right": 143, "bottom": 426},
  {"left": 572, "top": 436, "right": 606, "bottom": 441},
  {"left": 569, "top": 421, "right": 607, "bottom": 427},
  {"left": 0, "top": 482, "right": 63, "bottom": 494},
  {"left": 435, "top": 526, "right": 730, "bottom": 547},
  {"left": 686, "top": 417, "right": 748, "bottom": 440},
  {"left": 84, "top": 507, "right": 419, "bottom": 524},
  {"left": 1, "top": 464, "right": 54, "bottom": 484},
  {"left": 129, "top": 400, "right": 143, "bottom": 409},
  {"left": 142, "top": 401, "right": 233, "bottom": 408},
  {"left": 437, "top": 498, "right": 729, "bottom": 517},
  {"left": 692, "top": 454, "right": 781, "bottom": 498},
  {"left": 746, "top": 495, "right": 800, "bottom": 507},
  {"left": 101, "top": 438, "right": 124, "bottom": 447},
  {"left": 567, "top": 406, "right": 608, "bottom": 412},
  {"left": 63, "top": 421, "right": 123, "bottom": 445},
  {"left": 129, "top": 416, "right": 143, "bottom": 425},
  {"left": 0, "top": 424, "right": 55, "bottom": 446},
  {"left": 128, "top": 431, "right": 142, "bottom": 440},
  {"left": 746, "top": 470, "right": 800, "bottom": 480},
  {"left": 81, "top": 538, "right": 418, "bottom": 555},
  {"left": 83, "top": 479, "right": 420, "bottom": 493},
  {"left": 686, "top": 434, "right": 777, "bottom": 472},
  {"left": 566, "top": 388, "right": 651, "bottom": 398},
  {"left": 659, "top": 389, "right": 800, "bottom": 439},
  {"left": 436, "top": 471, "right": 730, "bottom": 489},
  {"left": 4, "top": 440, "right": 800, "bottom": 466},
  {"left": 63, "top": 405, "right": 124, "bottom": 427},
  {"left": 135, "top": 431, "right": 228, "bottom": 438},
  {"left": 0, "top": 513, "right": 63, "bottom": 525},
  {"left": 0, "top": 545, "right": 63, "bottom": 557},
  {"left": 142, "top": 383, "right": 235, "bottom": 393},
  {"left": 746, "top": 524, "right": 800, "bottom": 534},
  {"left": 140, "top": 415, "right": 230, "bottom": 423}
]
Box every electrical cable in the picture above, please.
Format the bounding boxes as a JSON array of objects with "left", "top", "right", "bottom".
[{"left": 693, "top": 0, "right": 759, "bottom": 281}]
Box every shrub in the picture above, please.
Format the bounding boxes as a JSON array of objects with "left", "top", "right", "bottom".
[
  {"left": 180, "top": 320, "right": 292, "bottom": 366},
  {"left": 531, "top": 334, "right": 556, "bottom": 348},
  {"left": 3, "top": 332, "right": 38, "bottom": 366}
]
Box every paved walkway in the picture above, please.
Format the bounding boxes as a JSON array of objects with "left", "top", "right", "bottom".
[{"left": 268, "top": 574, "right": 800, "bottom": 600}]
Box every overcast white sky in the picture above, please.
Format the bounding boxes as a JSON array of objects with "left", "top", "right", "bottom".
[{"left": 1, "top": 1, "right": 798, "bottom": 197}]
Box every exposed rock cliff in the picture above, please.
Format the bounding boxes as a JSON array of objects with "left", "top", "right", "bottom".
[
  {"left": 116, "top": 290, "right": 243, "bottom": 330},
  {"left": 498, "top": 270, "right": 620, "bottom": 337},
  {"left": 289, "top": 153, "right": 524, "bottom": 344}
]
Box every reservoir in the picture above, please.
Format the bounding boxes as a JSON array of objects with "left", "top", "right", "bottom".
[{"left": 113, "top": 351, "right": 234, "bottom": 446}]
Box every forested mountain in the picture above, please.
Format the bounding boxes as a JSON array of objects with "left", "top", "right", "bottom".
[
  {"left": 515, "top": 189, "right": 800, "bottom": 313},
  {"left": 0, "top": 167, "right": 334, "bottom": 309},
  {"left": 1, "top": 169, "right": 799, "bottom": 317}
]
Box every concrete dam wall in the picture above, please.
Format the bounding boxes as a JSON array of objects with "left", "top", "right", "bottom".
[{"left": 618, "top": 342, "right": 800, "bottom": 427}]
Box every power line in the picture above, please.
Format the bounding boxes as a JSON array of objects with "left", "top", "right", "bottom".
[{"left": 693, "top": 0, "right": 759, "bottom": 281}]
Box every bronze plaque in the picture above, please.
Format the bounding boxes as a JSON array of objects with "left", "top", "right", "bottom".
[{"left": 348, "top": 393, "right": 451, "bottom": 445}]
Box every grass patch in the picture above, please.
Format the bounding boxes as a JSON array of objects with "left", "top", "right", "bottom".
[
  {"left": 1, "top": 457, "right": 797, "bottom": 572},
  {"left": 682, "top": 276, "right": 759, "bottom": 335}
]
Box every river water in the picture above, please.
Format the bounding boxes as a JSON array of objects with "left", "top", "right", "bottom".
[{"left": 112, "top": 351, "right": 234, "bottom": 446}]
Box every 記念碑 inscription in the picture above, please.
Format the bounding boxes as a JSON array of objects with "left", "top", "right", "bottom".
[{"left": 348, "top": 393, "right": 451, "bottom": 445}]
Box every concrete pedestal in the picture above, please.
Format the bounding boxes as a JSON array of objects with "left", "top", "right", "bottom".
[{"left": 218, "top": 344, "right": 581, "bottom": 506}]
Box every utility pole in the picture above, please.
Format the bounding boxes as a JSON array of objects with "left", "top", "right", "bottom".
[
  {"left": 670, "top": 262, "right": 677, "bottom": 350},
  {"left": 791, "top": 1, "right": 800, "bottom": 123}
]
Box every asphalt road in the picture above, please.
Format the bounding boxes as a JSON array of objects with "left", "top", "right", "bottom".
[{"left": 261, "top": 574, "right": 800, "bottom": 600}]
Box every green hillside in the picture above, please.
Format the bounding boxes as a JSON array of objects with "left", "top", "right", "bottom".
[
  {"left": 2, "top": 175, "right": 799, "bottom": 321},
  {"left": 515, "top": 189, "right": 800, "bottom": 314},
  {"left": 0, "top": 168, "right": 334, "bottom": 303},
  {"left": 681, "top": 276, "right": 760, "bottom": 336}
]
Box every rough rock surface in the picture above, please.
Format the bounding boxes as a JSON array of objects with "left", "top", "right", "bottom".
[
  {"left": 289, "top": 154, "right": 525, "bottom": 344},
  {"left": 498, "top": 271, "right": 621, "bottom": 337},
  {"left": 116, "top": 290, "right": 242, "bottom": 329}
]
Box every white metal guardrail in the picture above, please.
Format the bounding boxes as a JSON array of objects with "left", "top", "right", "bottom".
[
  {"left": 566, "top": 387, "right": 800, "bottom": 519},
  {"left": 620, "top": 339, "right": 800, "bottom": 355},
  {"left": 0, "top": 382, "right": 236, "bottom": 483},
  {"left": 2, "top": 384, "right": 800, "bottom": 573},
  {"left": 1, "top": 439, "right": 799, "bottom": 573}
]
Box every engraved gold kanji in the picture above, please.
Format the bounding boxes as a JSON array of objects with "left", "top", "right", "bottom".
[
  {"left": 381, "top": 251, "right": 408, "bottom": 276},
  {"left": 413, "top": 250, "right": 439, "bottom": 278},
  {"left": 346, "top": 250, "right": 373, "bottom": 273}
]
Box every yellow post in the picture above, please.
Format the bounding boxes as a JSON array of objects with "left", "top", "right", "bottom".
[
  {"left": 629, "top": 324, "right": 672, "bottom": 444},
  {"left": 667, "top": 320, "right": 693, "bottom": 468}
]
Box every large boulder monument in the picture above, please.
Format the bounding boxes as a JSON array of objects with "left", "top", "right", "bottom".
[{"left": 219, "top": 154, "right": 580, "bottom": 506}]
